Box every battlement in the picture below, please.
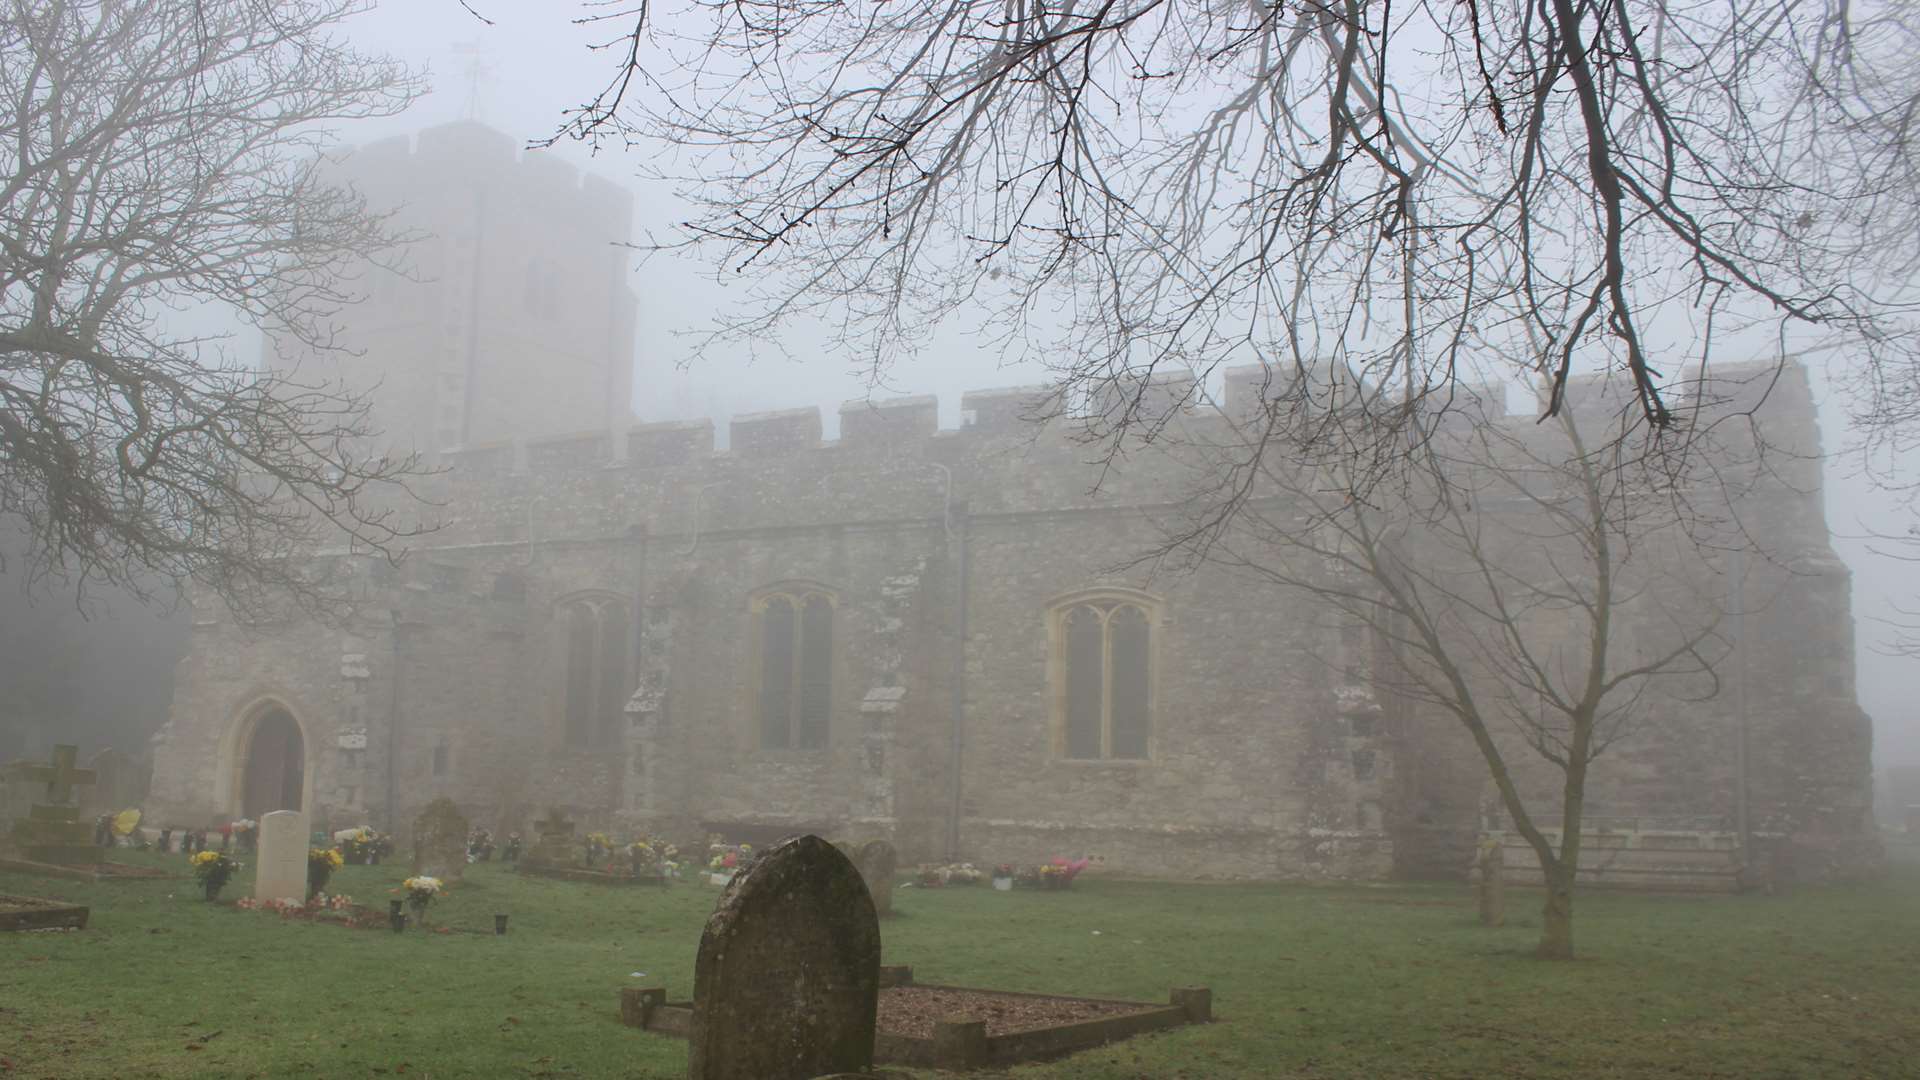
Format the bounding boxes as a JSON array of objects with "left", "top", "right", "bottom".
[
  {"left": 332, "top": 121, "right": 633, "bottom": 228},
  {"left": 434, "top": 360, "right": 1818, "bottom": 482}
]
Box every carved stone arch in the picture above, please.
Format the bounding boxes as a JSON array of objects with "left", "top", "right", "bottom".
[
  {"left": 747, "top": 579, "right": 840, "bottom": 613},
  {"left": 551, "top": 588, "right": 629, "bottom": 617},
  {"left": 216, "top": 691, "right": 317, "bottom": 820}
]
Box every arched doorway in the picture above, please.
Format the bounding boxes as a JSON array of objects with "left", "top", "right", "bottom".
[{"left": 240, "top": 707, "right": 305, "bottom": 818}]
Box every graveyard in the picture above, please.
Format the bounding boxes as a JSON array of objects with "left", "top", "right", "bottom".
[{"left": 2, "top": 845, "right": 1916, "bottom": 1079}]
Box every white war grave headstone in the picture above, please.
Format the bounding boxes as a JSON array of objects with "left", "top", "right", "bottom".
[{"left": 253, "top": 809, "right": 309, "bottom": 903}]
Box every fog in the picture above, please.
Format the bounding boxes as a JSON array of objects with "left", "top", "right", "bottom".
[
  {"left": 352, "top": 4, "right": 1920, "bottom": 770},
  {"left": 17, "top": 2, "right": 1911, "bottom": 767},
  {"left": 6, "top": 4, "right": 1920, "bottom": 1076}
]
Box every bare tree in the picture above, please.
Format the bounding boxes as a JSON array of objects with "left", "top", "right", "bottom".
[
  {"left": 514, "top": 0, "right": 1917, "bottom": 485},
  {"left": 0, "top": 0, "right": 428, "bottom": 612},
  {"left": 1165, "top": 389, "right": 1724, "bottom": 959}
]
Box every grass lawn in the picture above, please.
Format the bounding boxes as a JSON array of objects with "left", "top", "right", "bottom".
[{"left": 2, "top": 853, "right": 1917, "bottom": 1079}]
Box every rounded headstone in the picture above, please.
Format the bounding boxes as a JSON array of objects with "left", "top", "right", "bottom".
[
  {"left": 688, "top": 834, "right": 880, "bottom": 1080},
  {"left": 855, "top": 839, "right": 897, "bottom": 916},
  {"left": 411, "top": 797, "right": 469, "bottom": 882}
]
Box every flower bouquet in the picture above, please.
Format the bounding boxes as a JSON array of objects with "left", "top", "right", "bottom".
[
  {"left": 585, "top": 832, "right": 614, "bottom": 868},
  {"left": 626, "top": 836, "right": 680, "bottom": 879},
  {"left": 918, "top": 863, "right": 984, "bottom": 887},
  {"left": 339, "top": 827, "right": 391, "bottom": 865},
  {"left": 400, "top": 875, "right": 444, "bottom": 924},
  {"left": 191, "top": 850, "right": 241, "bottom": 900},
  {"left": 992, "top": 864, "right": 1016, "bottom": 890},
  {"left": 1037, "top": 856, "right": 1091, "bottom": 890},
  {"left": 706, "top": 842, "right": 753, "bottom": 884},
  {"left": 308, "top": 846, "right": 344, "bottom": 899}
]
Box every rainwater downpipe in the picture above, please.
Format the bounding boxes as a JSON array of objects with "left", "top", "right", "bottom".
[
  {"left": 927, "top": 463, "right": 969, "bottom": 860},
  {"left": 386, "top": 614, "right": 405, "bottom": 834}
]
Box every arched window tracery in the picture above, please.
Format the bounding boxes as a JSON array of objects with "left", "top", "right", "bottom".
[
  {"left": 753, "top": 585, "right": 836, "bottom": 750},
  {"left": 557, "top": 593, "right": 629, "bottom": 747},
  {"left": 1050, "top": 591, "right": 1160, "bottom": 760}
]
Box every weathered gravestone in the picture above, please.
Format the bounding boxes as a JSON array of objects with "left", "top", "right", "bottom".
[
  {"left": 688, "top": 833, "right": 880, "bottom": 1080},
  {"left": 854, "top": 839, "right": 898, "bottom": 916},
  {"left": 0, "top": 771, "right": 34, "bottom": 836},
  {"left": 253, "top": 810, "right": 309, "bottom": 903},
  {"left": 1476, "top": 837, "right": 1505, "bottom": 927},
  {"left": 81, "top": 748, "right": 147, "bottom": 817},
  {"left": 411, "top": 797, "right": 469, "bottom": 883},
  {"left": 3, "top": 745, "right": 100, "bottom": 865}
]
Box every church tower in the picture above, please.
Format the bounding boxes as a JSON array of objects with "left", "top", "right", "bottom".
[{"left": 272, "top": 121, "right": 639, "bottom": 454}]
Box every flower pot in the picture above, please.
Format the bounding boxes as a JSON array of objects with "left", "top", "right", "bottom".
[
  {"left": 494, "top": 913, "right": 510, "bottom": 935},
  {"left": 203, "top": 878, "right": 223, "bottom": 901},
  {"left": 992, "top": 877, "right": 1013, "bottom": 891},
  {"left": 709, "top": 872, "right": 733, "bottom": 886}
]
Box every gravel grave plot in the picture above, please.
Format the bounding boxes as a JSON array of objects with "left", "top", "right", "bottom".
[{"left": 877, "top": 986, "right": 1154, "bottom": 1039}]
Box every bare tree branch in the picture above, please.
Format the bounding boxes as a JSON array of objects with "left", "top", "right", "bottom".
[{"left": 0, "top": 0, "right": 432, "bottom": 615}]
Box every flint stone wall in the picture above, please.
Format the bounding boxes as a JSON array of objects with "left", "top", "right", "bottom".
[{"left": 145, "top": 361, "right": 1881, "bottom": 884}]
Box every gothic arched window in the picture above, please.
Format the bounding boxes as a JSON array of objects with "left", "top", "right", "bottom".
[
  {"left": 1051, "top": 591, "right": 1160, "bottom": 760},
  {"left": 753, "top": 585, "right": 835, "bottom": 750},
  {"left": 558, "top": 594, "right": 629, "bottom": 747}
]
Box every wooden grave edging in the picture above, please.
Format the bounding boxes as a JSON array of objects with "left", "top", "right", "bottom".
[
  {"left": 0, "top": 894, "right": 90, "bottom": 932},
  {"left": 618, "top": 965, "right": 1210, "bottom": 1070},
  {"left": 516, "top": 864, "right": 668, "bottom": 886},
  {"left": 0, "top": 856, "right": 174, "bottom": 882}
]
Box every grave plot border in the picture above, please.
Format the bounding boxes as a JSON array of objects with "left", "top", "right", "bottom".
[
  {"left": 516, "top": 864, "right": 668, "bottom": 886},
  {"left": 0, "top": 855, "right": 175, "bottom": 882},
  {"left": 0, "top": 893, "right": 90, "bottom": 932},
  {"left": 619, "top": 966, "right": 1210, "bottom": 1070}
]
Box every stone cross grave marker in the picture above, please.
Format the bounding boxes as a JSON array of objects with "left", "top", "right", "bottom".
[
  {"left": 855, "top": 839, "right": 898, "bottom": 916},
  {"left": 688, "top": 834, "right": 881, "bottom": 1080},
  {"left": 253, "top": 810, "right": 309, "bottom": 903},
  {"left": 411, "top": 797, "right": 469, "bottom": 883},
  {"left": 4, "top": 744, "right": 101, "bottom": 865}
]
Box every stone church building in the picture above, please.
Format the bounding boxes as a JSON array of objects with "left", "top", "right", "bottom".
[{"left": 145, "top": 124, "right": 1880, "bottom": 885}]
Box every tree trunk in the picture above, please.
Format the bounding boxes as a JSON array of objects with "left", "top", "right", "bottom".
[{"left": 1537, "top": 861, "right": 1575, "bottom": 959}]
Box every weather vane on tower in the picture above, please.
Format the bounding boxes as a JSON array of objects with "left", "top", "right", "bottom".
[{"left": 450, "top": 39, "right": 492, "bottom": 123}]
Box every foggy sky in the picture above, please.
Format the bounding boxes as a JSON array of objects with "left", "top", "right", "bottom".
[{"left": 172, "top": 3, "right": 1920, "bottom": 768}]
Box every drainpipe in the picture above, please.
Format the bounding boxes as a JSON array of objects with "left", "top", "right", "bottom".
[
  {"left": 386, "top": 613, "right": 406, "bottom": 834},
  {"left": 947, "top": 500, "right": 970, "bottom": 861},
  {"left": 626, "top": 526, "right": 649, "bottom": 817}
]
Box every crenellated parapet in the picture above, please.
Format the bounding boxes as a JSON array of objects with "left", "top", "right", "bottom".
[
  {"left": 430, "top": 361, "right": 1821, "bottom": 504},
  {"left": 337, "top": 121, "right": 635, "bottom": 235}
]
